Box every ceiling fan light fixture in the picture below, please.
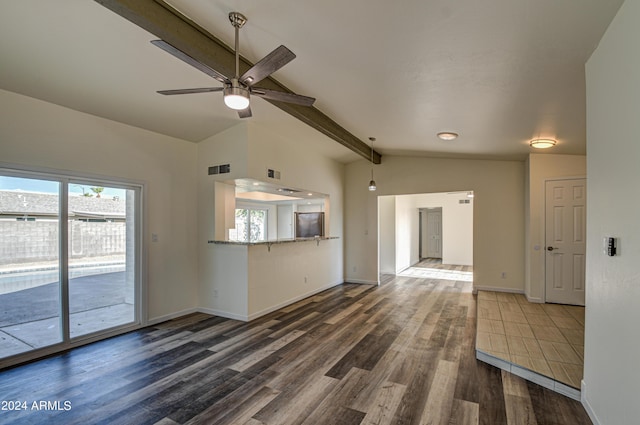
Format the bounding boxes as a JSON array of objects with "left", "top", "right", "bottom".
[
  {"left": 529, "top": 138, "right": 557, "bottom": 149},
  {"left": 223, "top": 86, "right": 250, "bottom": 110},
  {"left": 437, "top": 132, "right": 458, "bottom": 141}
]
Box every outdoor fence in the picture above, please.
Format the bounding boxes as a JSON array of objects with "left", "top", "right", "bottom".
[{"left": 0, "top": 221, "right": 126, "bottom": 265}]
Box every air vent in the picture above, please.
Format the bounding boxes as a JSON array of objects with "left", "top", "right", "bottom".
[
  {"left": 267, "top": 168, "right": 281, "bottom": 179},
  {"left": 209, "top": 164, "right": 231, "bottom": 175},
  {"left": 459, "top": 199, "right": 471, "bottom": 204}
]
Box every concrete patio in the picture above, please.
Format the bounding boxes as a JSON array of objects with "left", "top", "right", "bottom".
[{"left": 0, "top": 271, "right": 134, "bottom": 359}]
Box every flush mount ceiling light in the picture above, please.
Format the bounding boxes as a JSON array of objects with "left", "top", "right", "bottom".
[
  {"left": 529, "top": 138, "right": 557, "bottom": 149},
  {"left": 368, "top": 137, "right": 377, "bottom": 192},
  {"left": 437, "top": 132, "right": 459, "bottom": 141}
]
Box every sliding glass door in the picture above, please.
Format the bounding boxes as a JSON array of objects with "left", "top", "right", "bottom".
[
  {"left": 0, "top": 171, "right": 141, "bottom": 366},
  {"left": 67, "top": 183, "right": 137, "bottom": 338},
  {"left": 0, "top": 176, "right": 62, "bottom": 358}
]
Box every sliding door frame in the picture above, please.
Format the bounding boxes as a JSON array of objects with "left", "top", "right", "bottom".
[{"left": 0, "top": 163, "right": 147, "bottom": 369}]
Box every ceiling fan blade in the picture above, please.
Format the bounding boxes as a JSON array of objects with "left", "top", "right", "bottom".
[
  {"left": 251, "top": 88, "right": 315, "bottom": 106},
  {"left": 238, "top": 106, "right": 252, "bottom": 118},
  {"left": 157, "top": 87, "right": 224, "bottom": 95},
  {"left": 151, "top": 40, "right": 229, "bottom": 83},
  {"left": 240, "top": 45, "right": 296, "bottom": 86}
]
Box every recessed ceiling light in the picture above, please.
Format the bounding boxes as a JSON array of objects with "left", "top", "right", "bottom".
[
  {"left": 437, "top": 132, "right": 458, "bottom": 141},
  {"left": 307, "top": 193, "right": 313, "bottom": 196},
  {"left": 529, "top": 138, "right": 557, "bottom": 149}
]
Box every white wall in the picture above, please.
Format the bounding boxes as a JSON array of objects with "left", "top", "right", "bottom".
[
  {"left": 197, "top": 121, "right": 346, "bottom": 319},
  {"left": 584, "top": 1, "right": 640, "bottom": 424},
  {"left": 345, "top": 156, "right": 524, "bottom": 292},
  {"left": 247, "top": 239, "right": 342, "bottom": 319},
  {"left": 394, "top": 194, "right": 416, "bottom": 273},
  {"left": 405, "top": 192, "right": 474, "bottom": 266},
  {"left": 378, "top": 196, "right": 396, "bottom": 275},
  {"left": 525, "top": 154, "right": 586, "bottom": 302},
  {"left": 0, "top": 89, "right": 199, "bottom": 322}
]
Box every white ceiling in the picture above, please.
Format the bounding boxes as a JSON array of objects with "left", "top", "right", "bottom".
[{"left": 0, "top": 0, "right": 624, "bottom": 163}]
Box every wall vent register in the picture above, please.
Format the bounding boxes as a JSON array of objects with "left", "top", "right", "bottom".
[
  {"left": 267, "top": 168, "right": 281, "bottom": 179},
  {"left": 209, "top": 164, "right": 231, "bottom": 175}
]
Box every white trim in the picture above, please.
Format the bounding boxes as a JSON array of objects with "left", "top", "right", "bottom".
[
  {"left": 147, "top": 307, "right": 200, "bottom": 325},
  {"left": 581, "top": 380, "right": 602, "bottom": 425},
  {"left": 525, "top": 294, "right": 544, "bottom": 303},
  {"left": 247, "top": 280, "right": 344, "bottom": 321},
  {"left": 0, "top": 323, "right": 143, "bottom": 370},
  {"left": 476, "top": 349, "right": 581, "bottom": 401},
  {"left": 473, "top": 285, "right": 524, "bottom": 294},
  {"left": 345, "top": 279, "right": 378, "bottom": 285},
  {"left": 0, "top": 162, "right": 147, "bottom": 189},
  {"left": 198, "top": 307, "right": 248, "bottom": 322},
  {"left": 0, "top": 163, "right": 146, "bottom": 368}
]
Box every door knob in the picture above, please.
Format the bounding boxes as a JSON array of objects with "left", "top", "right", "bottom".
[{"left": 547, "top": 246, "right": 558, "bottom": 251}]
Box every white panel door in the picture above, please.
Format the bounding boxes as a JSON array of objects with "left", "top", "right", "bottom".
[
  {"left": 426, "top": 210, "right": 443, "bottom": 258},
  {"left": 545, "top": 179, "right": 586, "bottom": 305}
]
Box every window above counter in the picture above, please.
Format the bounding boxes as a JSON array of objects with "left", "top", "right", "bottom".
[{"left": 213, "top": 178, "right": 332, "bottom": 242}]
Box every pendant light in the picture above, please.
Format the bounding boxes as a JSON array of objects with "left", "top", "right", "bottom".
[{"left": 368, "top": 137, "right": 377, "bottom": 191}]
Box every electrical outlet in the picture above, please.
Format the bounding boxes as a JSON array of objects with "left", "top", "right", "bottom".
[
  {"left": 213, "top": 290, "right": 218, "bottom": 298},
  {"left": 304, "top": 276, "right": 308, "bottom": 283},
  {"left": 501, "top": 272, "right": 507, "bottom": 279}
]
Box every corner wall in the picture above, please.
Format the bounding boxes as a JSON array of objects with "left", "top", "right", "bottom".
[
  {"left": 584, "top": 0, "right": 640, "bottom": 423},
  {"left": 525, "top": 154, "right": 586, "bottom": 302},
  {"left": 197, "top": 122, "right": 345, "bottom": 319},
  {"left": 345, "top": 156, "right": 524, "bottom": 292},
  {"left": 0, "top": 89, "right": 199, "bottom": 322}
]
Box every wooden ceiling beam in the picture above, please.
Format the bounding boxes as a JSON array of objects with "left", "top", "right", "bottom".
[{"left": 94, "top": 0, "right": 381, "bottom": 163}]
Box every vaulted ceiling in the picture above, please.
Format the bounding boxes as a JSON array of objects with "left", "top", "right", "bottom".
[{"left": 0, "top": 0, "right": 624, "bottom": 163}]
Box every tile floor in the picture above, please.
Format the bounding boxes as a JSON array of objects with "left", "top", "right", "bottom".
[{"left": 475, "top": 290, "right": 584, "bottom": 389}]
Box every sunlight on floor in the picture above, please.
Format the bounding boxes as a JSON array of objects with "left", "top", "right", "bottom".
[{"left": 398, "top": 267, "right": 473, "bottom": 282}]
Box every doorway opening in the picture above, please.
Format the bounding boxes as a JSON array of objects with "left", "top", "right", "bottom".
[{"left": 378, "top": 191, "right": 473, "bottom": 277}]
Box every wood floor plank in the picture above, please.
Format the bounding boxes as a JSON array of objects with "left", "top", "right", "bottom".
[
  {"left": 450, "top": 399, "right": 480, "bottom": 425},
  {"left": 502, "top": 370, "right": 538, "bottom": 425},
  {"left": 419, "top": 359, "right": 459, "bottom": 425},
  {"left": 360, "top": 381, "right": 407, "bottom": 425},
  {"left": 0, "top": 261, "right": 593, "bottom": 425},
  {"left": 229, "top": 330, "right": 306, "bottom": 372},
  {"left": 253, "top": 374, "right": 338, "bottom": 425}
]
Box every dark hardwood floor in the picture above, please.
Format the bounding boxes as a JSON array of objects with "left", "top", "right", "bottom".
[{"left": 0, "top": 263, "right": 592, "bottom": 425}]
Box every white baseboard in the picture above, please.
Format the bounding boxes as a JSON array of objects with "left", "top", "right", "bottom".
[
  {"left": 246, "top": 280, "right": 343, "bottom": 321},
  {"left": 197, "top": 307, "right": 248, "bottom": 322},
  {"left": 477, "top": 349, "right": 581, "bottom": 401},
  {"left": 473, "top": 285, "right": 525, "bottom": 295},
  {"left": 581, "top": 380, "right": 601, "bottom": 425},
  {"left": 525, "top": 294, "right": 544, "bottom": 303},
  {"left": 147, "top": 307, "right": 199, "bottom": 325},
  {"left": 346, "top": 279, "right": 378, "bottom": 285}
]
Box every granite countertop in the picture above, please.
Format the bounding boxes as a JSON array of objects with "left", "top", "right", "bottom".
[{"left": 208, "top": 236, "right": 339, "bottom": 246}]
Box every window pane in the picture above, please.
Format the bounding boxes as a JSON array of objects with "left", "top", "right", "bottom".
[
  {"left": 0, "top": 176, "right": 62, "bottom": 359},
  {"left": 249, "top": 209, "right": 267, "bottom": 242},
  {"left": 68, "top": 184, "right": 135, "bottom": 338},
  {"left": 234, "top": 208, "right": 249, "bottom": 242}
]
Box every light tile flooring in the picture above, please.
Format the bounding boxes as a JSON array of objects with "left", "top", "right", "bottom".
[{"left": 476, "top": 290, "right": 584, "bottom": 389}]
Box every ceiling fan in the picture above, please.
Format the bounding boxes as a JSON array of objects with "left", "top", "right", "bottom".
[{"left": 152, "top": 11, "right": 315, "bottom": 118}]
